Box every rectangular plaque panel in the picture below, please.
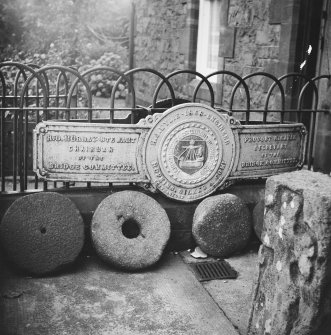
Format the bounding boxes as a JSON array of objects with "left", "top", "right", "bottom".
[
  {"left": 230, "top": 124, "right": 306, "bottom": 178},
  {"left": 33, "top": 122, "right": 150, "bottom": 182}
]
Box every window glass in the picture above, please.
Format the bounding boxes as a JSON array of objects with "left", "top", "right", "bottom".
[{"left": 196, "top": 0, "right": 222, "bottom": 79}]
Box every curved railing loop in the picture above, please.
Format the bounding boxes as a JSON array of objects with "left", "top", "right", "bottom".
[
  {"left": 120, "top": 67, "right": 176, "bottom": 108},
  {"left": 232, "top": 71, "right": 286, "bottom": 123},
  {"left": 111, "top": 68, "right": 176, "bottom": 123},
  {"left": 153, "top": 69, "right": 214, "bottom": 108},
  {"left": 194, "top": 70, "right": 250, "bottom": 121}
]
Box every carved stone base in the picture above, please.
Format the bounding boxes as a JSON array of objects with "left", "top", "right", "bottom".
[{"left": 248, "top": 171, "right": 331, "bottom": 335}]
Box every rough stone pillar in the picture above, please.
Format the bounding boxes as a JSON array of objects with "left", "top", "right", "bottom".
[{"left": 248, "top": 170, "right": 331, "bottom": 335}]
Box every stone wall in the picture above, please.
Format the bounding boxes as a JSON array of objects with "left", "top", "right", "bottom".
[
  {"left": 224, "top": 0, "right": 281, "bottom": 111},
  {"left": 133, "top": 0, "right": 282, "bottom": 113},
  {"left": 132, "top": 0, "right": 190, "bottom": 105}
]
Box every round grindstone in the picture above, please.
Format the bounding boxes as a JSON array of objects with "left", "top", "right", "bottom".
[
  {"left": 192, "top": 194, "right": 252, "bottom": 258},
  {"left": 91, "top": 191, "right": 171, "bottom": 270},
  {"left": 252, "top": 199, "right": 265, "bottom": 241},
  {"left": 0, "top": 192, "right": 84, "bottom": 276}
]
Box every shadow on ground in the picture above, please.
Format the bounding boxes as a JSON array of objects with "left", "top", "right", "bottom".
[{"left": 0, "top": 245, "right": 258, "bottom": 335}]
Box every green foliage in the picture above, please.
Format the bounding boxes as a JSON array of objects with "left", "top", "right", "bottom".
[
  {"left": 0, "top": 0, "right": 130, "bottom": 65},
  {"left": 79, "top": 49, "right": 128, "bottom": 98},
  {"left": 0, "top": 0, "right": 131, "bottom": 101}
]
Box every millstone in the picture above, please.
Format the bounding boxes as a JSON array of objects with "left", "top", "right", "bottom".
[
  {"left": 91, "top": 191, "right": 171, "bottom": 270},
  {"left": 192, "top": 194, "right": 252, "bottom": 258},
  {"left": 0, "top": 192, "right": 84, "bottom": 276}
]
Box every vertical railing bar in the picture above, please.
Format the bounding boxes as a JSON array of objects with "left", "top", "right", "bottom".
[
  {"left": 64, "top": 74, "right": 70, "bottom": 190},
  {"left": 18, "top": 103, "right": 25, "bottom": 192},
  {"left": 23, "top": 90, "right": 29, "bottom": 191},
  {"left": 35, "top": 78, "right": 41, "bottom": 189},
  {"left": 73, "top": 80, "right": 78, "bottom": 121},
  {"left": 85, "top": 79, "right": 91, "bottom": 189},
  {"left": 64, "top": 76, "right": 71, "bottom": 190},
  {"left": 54, "top": 71, "right": 68, "bottom": 189},
  {"left": 246, "top": 109, "right": 250, "bottom": 124},
  {"left": 110, "top": 108, "right": 114, "bottom": 124},
  {"left": 0, "top": 71, "right": 6, "bottom": 192},
  {"left": 13, "top": 69, "right": 23, "bottom": 192},
  {"left": 307, "top": 111, "right": 316, "bottom": 170},
  {"left": 43, "top": 99, "right": 48, "bottom": 190},
  {"left": 64, "top": 71, "right": 70, "bottom": 191},
  {"left": 0, "top": 108, "right": 4, "bottom": 192},
  {"left": 42, "top": 72, "right": 49, "bottom": 191},
  {"left": 23, "top": 72, "right": 38, "bottom": 192},
  {"left": 15, "top": 69, "right": 28, "bottom": 192},
  {"left": 65, "top": 75, "right": 70, "bottom": 190},
  {"left": 280, "top": 110, "right": 284, "bottom": 124},
  {"left": 12, "top": 93, "right": 18, "bottom": 191}
]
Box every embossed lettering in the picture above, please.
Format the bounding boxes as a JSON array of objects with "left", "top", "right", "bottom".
[{"left": 48, "top": 163, "right": 80, "bottom": 170}]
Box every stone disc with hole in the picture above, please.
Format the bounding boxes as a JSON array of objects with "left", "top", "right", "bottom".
[
  {"left": 91, "top": 191, "right": 171, "bottom": 270},
  {"left": 0, "top": 192, "right": 84, "bottom": 276},
  {"left": 192, "top": 194, "right": 252, "bottom": 258}
]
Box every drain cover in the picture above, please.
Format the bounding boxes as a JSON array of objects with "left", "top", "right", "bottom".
[{"left": 190, "top": 260, "right": 238, "bottom": 282}]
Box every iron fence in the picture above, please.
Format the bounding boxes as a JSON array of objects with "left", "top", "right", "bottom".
[{"left": 0, "top": 62, "right": 330, "bottom": 194}]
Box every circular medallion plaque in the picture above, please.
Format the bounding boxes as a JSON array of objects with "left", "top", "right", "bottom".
[{"left": 144, "top": 103, "right": 236, "bottom": 202}]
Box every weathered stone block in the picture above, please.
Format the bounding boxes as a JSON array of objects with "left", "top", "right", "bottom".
[
  {"left": 255, "top": 30, "right": 270, "bottom": 45},
  {"left": 0, "top": 192, "right": 84, "bottom": 276},
  {"left": 192, "top": 194, "right": 252, "bottom": 258},
  {"left": 91, "top": 191, "right": 170, "bottom": 270},
  {"left": 219, "top": 26, "right": 235, "bottom": 58},
  {"left": 269, "top": 0, "right": 282, "bottom": 24},
  {"left": 248, "top": 170, "right": 331, "bottom": 335},
  {"left": 252, "top": 199, "right": 264, "bottom": 241}
]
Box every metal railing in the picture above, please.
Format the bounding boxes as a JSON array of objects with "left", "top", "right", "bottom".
[{"left": 0, "top": 62, "right": 330, "bottom": 194}]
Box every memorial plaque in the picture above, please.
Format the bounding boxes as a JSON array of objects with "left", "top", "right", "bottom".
[
  {"left": 34, "top": 122, "right": 150, "bottom": 183},
  {"left": 34, "top": 103, "right": 307, "bottom": 202},
  {"left": 231, "top": 125, "right": 306, "bottom": 178},
  {"left": 144, "top": 104, "right": 236, "bottom": 202}
]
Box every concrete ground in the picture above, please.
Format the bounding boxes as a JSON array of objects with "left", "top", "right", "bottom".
[
  {"left": 181, "top": 245, "right": 259, "bottom": 335},
  {"left": 0, "top": 243, "right": 259, "bottom": 335}
]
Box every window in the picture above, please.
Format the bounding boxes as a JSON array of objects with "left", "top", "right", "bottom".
[{"left": 196, "top": 0, "right": 222, "bottom": 79}]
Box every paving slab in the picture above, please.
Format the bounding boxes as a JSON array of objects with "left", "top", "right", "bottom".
[
  {"left": 181, "top": 245, "right": 259, "bottom": 335},
  {"left": 0, "top": 252, "right": 239, "bottom": 335}
]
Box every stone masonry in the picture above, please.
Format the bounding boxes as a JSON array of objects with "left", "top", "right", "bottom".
[
  {"left": 133, "top": 0, "right": 282, "bottom": 114},
  {"left": 248, "top": 170, "right": 331, "bottom": 335},
  {"left": 133, "top": 0, "right": 189, "bottom": 104}
]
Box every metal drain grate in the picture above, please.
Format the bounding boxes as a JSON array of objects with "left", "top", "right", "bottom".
[{"left": 190, "top": 260, "right": 238, "bottom": 282}]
